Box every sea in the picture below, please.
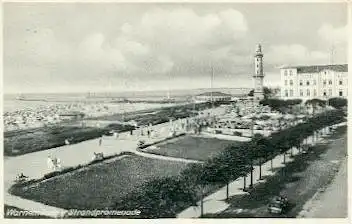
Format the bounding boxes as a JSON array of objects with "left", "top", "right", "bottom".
[{"left": 3, "top": 88, "right": 250, "bottom": 113}]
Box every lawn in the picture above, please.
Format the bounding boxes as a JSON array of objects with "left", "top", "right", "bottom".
[
  {"left": 144, "top": 136, "right": 240, "bottom": 161},
  {"left": 10, "top": 155, "right": 189, "bottom": 210},
  {"left": 4, "top": 124, "right": 134, "bottom": 156}
]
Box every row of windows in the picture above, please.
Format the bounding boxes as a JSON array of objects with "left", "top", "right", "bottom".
[
  {"left": 284, "top": 80, "right": 294, "bottom": 86},
  {"left": 284, "top": 70, "right": 293, "bottom": 76},
  {"left": 284, "top": 89, "right": 294, "bottom": 97},
  {"left": 299, "top": 89, "right": 317, "bottom": 97},
  {"left": 285, "top": 79, "right": 343, "bottom": 86},
  {"left": 321, "top": 80, "right": 343, "bottom": 85},
  {"left": 284, "top": 89, "right": 344, "bottom": 97}
]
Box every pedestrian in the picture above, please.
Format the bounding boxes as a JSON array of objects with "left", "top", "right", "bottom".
[
  {"left": 99, "top": 137, "right": 102, "bottom": 146},
  {"left": 147, "top": 129, "right": 150, "bottom": 138},
  {"left": 130, "top": 129, "right": 133, "bottom": 136}
]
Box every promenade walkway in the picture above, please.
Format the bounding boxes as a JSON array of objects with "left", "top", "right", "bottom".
[{"left": 5, "top": 108, "right": 343, "bottom": 218}]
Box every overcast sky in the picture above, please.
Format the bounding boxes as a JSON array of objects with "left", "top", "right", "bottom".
[{"left": 4, "top": 2, "right": 348, "bottom": 93}]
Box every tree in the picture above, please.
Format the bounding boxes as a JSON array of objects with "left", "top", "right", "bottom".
[
  {"left": 225, "top": 145, "right": 252, "bottom": 193},
  {"left": 180, "top": 163, "right": 207, "bottom": 217},
  {"left": 328, "top": 97, "right": 347, "bottom": 109},
  {"left": 250, "top": 134, "right": 270, "bottom": 180},
  {"left": 114, "top": 176, "right": 197, "bottom": 218}
]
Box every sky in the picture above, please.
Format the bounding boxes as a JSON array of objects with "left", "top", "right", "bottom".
[{"left": 3, "top": 2, "right": 348, "bottom": 93}]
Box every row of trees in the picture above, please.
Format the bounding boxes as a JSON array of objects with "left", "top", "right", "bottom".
[
  {"left": 260, "top": 97, "right": 347, "bottom": 114},
  {"left": 305, "top": 97, "right": 347, "bottom": 110},
  {"left": 259, "top": 98, "right": 302, "bottom": 113},
  {"left": 112, "top": 109, "right": 345, "bottom": 218},
  {"left": 248, "top": 87, "right": 278, "bottom": 99}
]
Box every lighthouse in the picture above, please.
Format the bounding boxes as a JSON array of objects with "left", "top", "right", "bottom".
[{"left": 253, "top": 44, "right": 265, "bottom": 100}]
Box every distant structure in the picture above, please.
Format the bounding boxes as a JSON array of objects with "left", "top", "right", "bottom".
[
  {"left": 195, "top": 91, "right": 232, "bottom": 102},
  {"left": 253, "top": 44, "right": 265, "bottom": 100},
  {"left": 280, "top": 64, "right": 348, "bottom": 100}
]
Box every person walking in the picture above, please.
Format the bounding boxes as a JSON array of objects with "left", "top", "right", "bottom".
[{"left": 99, "top": 137, "right": 102, "bottom": 146}]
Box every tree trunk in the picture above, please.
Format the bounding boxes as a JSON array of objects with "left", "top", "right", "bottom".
[
  {"left": 200, "top": 188, "right": 204, "bottom": 217},
  {"left": 250, "top": 162, "right": 253, "bottom": 188},
  {"left": 226, "top": 182, "right": 229, "bottom": 200},
  {"left": 270, "top": 157, "right": 273, "bottom": 171},
  {"left": 283, "top": 153, "right": 286, "bottom": 164},
  {"left": 259, "top": 158, "right": 262, "bottom": 180},
  {"left": 290, "top": 147, "right": 293, "bottom": 157},
  {"left": 243, "top": 176, "right": 247, "bottom": 191}
]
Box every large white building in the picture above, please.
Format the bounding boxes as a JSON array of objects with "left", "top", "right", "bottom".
[{"left": 280, "top": 64, "right": 348, "bottom": 101}]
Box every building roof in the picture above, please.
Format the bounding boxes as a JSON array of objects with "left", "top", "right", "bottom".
[
  {"left": 281, "top": 64, "right": 348, "bottom": 73},
  {"left": 197, "top": 91, "right": 232, "bottom": 97}
]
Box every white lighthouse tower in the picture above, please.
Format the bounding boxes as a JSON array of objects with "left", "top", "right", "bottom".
[{"left": 253, "top": 44, "right": 265, "bottom": 100}]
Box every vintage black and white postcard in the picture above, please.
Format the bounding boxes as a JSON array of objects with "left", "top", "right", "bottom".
[{"left": 1, "top": 0, "right": 349, "bottom": 221}]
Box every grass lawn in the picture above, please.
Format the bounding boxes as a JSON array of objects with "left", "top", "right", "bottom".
[
  {"left": 4, "top": 124, "right": 134, "bottom": 157},
  {"left": 144, "top": 136, "right": 239, "bottom": 161},
  {"left": 11, "top": 155, "right": 189, "bottom": 210}
]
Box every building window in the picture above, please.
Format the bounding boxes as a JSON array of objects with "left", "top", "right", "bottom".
[
  {"left": 284, "top": 70, "right": 288, "bottom": 76},
  {"left": 289, "top": 89, "right": 293, "bottom": 97},
  {"left": 323, "top": 80, "right": 326, "bottom": 85},
  {"left": 313, "top": 80, "right": 317, "bottom": 85},
  {"left": 306, "top": 89, "right": 310, "bottom": 96},
  {"left": 339, "top": 91, "right": 343, "bottom": 97},
  {"left": 314, "top": 89, "right": 317, "bottom": 96},
  {"left": 289, "top": 70, "right": 293, "bottom": 76},
  {"left": 290, "top": 80, "right": 293, "bottom": 86},
  {"left": 285, "top": 90, "right": 288, "bottom": 97},
  {"left": 329, "top": 89, "right": 332, "bottom": 96},
  {"left": 299, "top": 80, "right": 303, "bottom": 86},
  {"left": 323, "top": 91, "right": 327, "bottom": 96},
  {"left": 329, "top": 80, "right": 332, "bottom": 85},
  {"left": 285, "top": 80, "right": 288, "bottom": 86},
  {"left": 339, "top": 80, "right": 343, "bottom": 85},
  {"left": 306, "top": 81, "right": 310, "bottom": 86},
  {"left": 300, "top": 90, "right": 303, "bottom": 96}
]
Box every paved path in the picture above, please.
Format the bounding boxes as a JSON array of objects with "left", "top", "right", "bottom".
[
  {"left": 4, "top": 106, "right": 226, "bottom": 217},
  {"left": 135, "top": 151, "right": 203, "bottom": 164},
  {"left": 200, "top": 132, "right": 251, "bottom": 142},
  {"left": 298, "top": 157, "right": 347, "bottom": 218}
]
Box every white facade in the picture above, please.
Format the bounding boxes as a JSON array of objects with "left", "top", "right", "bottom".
[
  {"left": 253, "top": 44, "right": 265, "bottom": 100},
  {"left": 280, "top": 64, "right": 348, "bottom": 101}
]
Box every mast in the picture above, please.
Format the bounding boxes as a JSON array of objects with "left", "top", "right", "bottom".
[
  {"left": 211, "top": 65, "right": 214, "bottom": 108},
  {"left": 330, "top": 44, "right": 335, "bottom": 65}
]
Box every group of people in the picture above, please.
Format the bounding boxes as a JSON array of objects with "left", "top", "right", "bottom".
[{"left": 47, "top": 155, "right": 62, "bottom": 171}]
